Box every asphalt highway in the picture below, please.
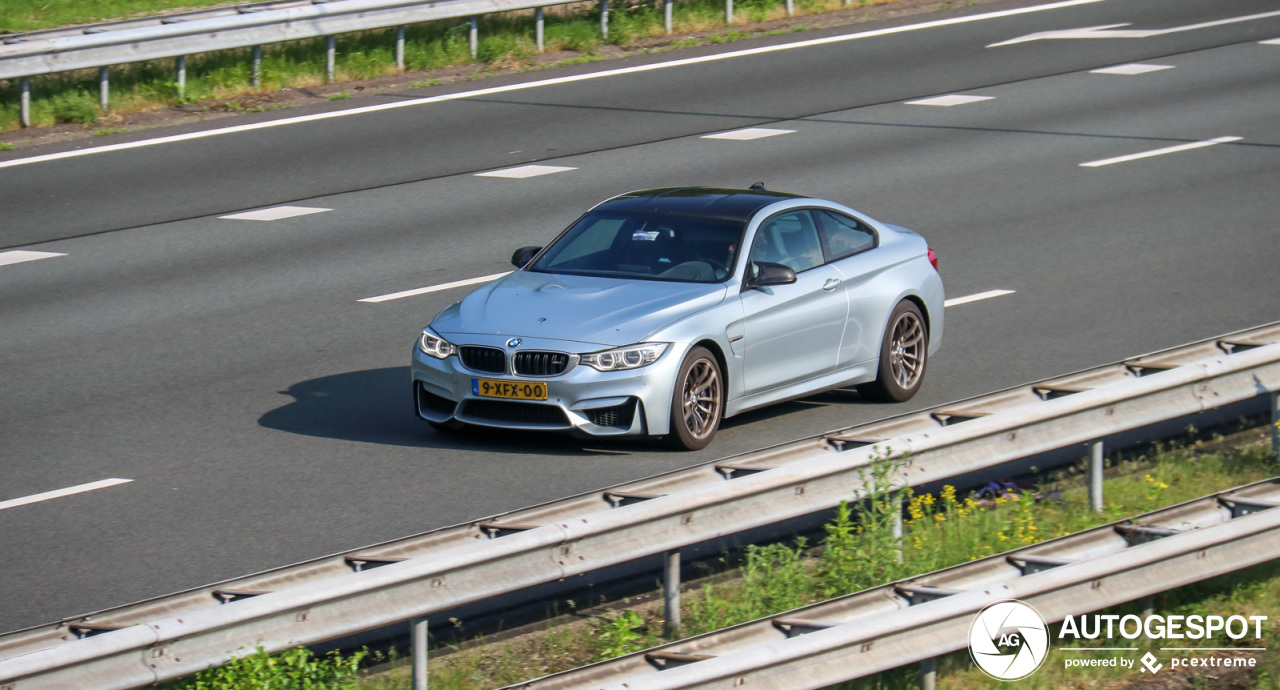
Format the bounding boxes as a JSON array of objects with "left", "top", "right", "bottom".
[{"left": 1, "top": 0, "right": 1278, "bottom": 633}]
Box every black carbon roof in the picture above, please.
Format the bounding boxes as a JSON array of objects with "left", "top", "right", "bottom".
[{"left": 596, "top": 187, "right": 807, "bottom": 222}]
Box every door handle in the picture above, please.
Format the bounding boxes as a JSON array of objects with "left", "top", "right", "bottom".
[{"left": 822, "top": 278, "right": 842, "bottom": 291}]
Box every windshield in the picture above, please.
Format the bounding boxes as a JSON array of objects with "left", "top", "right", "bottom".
[{"left": 528, "top": 211, "right": 744, "bottom": 283}]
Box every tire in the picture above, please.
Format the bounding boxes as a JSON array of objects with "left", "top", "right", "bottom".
[
  {"left": 858, "top": 300, "right": 928, "bottom": 403},
  {"left": 666, "top": 346, "right": 724, "bottom": 450}
]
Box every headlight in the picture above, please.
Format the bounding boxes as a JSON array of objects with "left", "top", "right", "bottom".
[
  {"left": 580, "top": 343, "right": 669, "bottom": 372},
  {"left": 418, "top": 329, "right": 456, "bottom": 359}
]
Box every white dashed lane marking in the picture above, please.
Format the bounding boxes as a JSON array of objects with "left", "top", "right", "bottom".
[
  {"left": 1263, "top": 38, "right": 1280, "bottom": 44},
  {"left": 944, "top": 289, "right": 1015, "bottom": 307},
  {"left": 906, "top": 95, "right": 995, "bottom": 107},
  {"left": 0, "top": 478, "right": 133, "bottom": 511},
  {"left": 219, "top": 206, "right": 332, "bottom": 221},
  {"left": 0, "top": 250, "right": 65, "bottom": 267},
  {"left": 360, "top": 272, "right": 513, "bottom": 303},
  {"left": 1081, "top": 136, "right": 1242, "bottom": 167},
  {"left": 702, "top": 128, "right": 796, "bottom": 140},
  {"left": 1091, "top": 63, "right": 1174, "bottom": 75},
  {"left": 363, "top": 267, "right": 1015, "bottom": 308},
  {"left": 475, "top": 165, "right": 576, "bottom": 179},
  {"left": 0, "top": 0, "right": 1104, "bottom": 171}
]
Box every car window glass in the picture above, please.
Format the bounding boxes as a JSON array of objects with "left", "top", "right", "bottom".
[
  {"left": 541, "top": 216, "right": 626, "bottom": 269},
  {"left": 817, "top": 210, "right": 877, "bottom": 260},
  {"left": 532, "top": 211, "right": 742, "bottom": 283},
  {"left": 748, "top": 210, "right": 823, "bottom": 273}
]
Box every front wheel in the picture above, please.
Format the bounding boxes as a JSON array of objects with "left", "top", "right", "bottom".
[
  {"left": 666, "top": 346, "right": 723, "bottom": 450},
  {"left": 858, "top": 301, "right": 928, "bottom": 403}
]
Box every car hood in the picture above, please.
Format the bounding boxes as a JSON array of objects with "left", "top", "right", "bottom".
[{"left": 432, "top": 271, "right": 728, "bottom": 348}]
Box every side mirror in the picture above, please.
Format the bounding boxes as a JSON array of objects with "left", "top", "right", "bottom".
[
  {"left": 511, "top": 246, "right": 541, "bottom": 268},
  {"left": 745, "top": 261, "right": 797, "bottom": 289}
]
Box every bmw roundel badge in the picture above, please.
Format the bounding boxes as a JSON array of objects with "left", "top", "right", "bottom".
[{"left": 507, "top": 338, "right": 522, "bottom": 348}]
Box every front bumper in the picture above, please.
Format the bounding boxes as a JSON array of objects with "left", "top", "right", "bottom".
[{"left": 411, "top": 335, "right": 686, "bottom": 437}]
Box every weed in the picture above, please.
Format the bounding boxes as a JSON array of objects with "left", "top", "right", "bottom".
[
  {"left": 0, "top": 142, "right": 14, "bottom": 151},
  {"left": 91, "top": 127, "right": 128, "bottom": 136},
  {"left": 49, "top": 91, "right": 99, "bottom": 125},
  {"left": 593, "top": 610, "right": 646, "bottom": 661},
  {"left": 161, "top": 645, "right": 366, "bottom": 689},
  {"left": 329, "top": 91, "right": 352, "bottom": 100}
]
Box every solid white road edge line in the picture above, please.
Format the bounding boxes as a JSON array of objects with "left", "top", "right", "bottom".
[
  {"left": 0, "top": 478, "right": 134, "bottom": 511},
  {"left": 0, "top": 0, "right": 1105, "bottom": 171},
  {"left": 1081, "top": 136, "right": 1242, "bottom": 167},
  {"left": 945, "top": 289, "right": 1015, "bottom": 307},
  {"left": 359, "top": 272, "right": 513, "bottom": 302}
]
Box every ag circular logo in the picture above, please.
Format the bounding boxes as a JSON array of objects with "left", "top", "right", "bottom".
[{"left": 968, "top": 600, "right": 1049, "bottom": 680}]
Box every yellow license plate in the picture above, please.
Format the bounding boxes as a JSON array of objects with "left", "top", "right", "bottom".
[{"left": 473, "top": 378, "right": 548, "bottom": 401}]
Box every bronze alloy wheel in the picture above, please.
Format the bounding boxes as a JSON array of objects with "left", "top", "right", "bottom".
[
  {"left": 889, "top": 309, "right": 926, "bottom": 390},
  {"left": 669, "top": 346, "right": 723, "bottom": 450},
  {"left": 858, "top": 300, "right": 928, "bottom": 403}
]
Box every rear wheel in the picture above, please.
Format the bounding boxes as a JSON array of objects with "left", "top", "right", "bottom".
[
  {"left": 667, "top": 346, "right": 723, "bottom": 450},
  {"left": 858, "top": 301, "right": 928, "bottom": 403}
]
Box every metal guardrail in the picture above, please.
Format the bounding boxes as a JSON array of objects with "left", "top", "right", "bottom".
[
  {"left": 0, "top": 322, "right": 1277, "bottom": 688},
  {"left": 0, "top": 0, "right": 576, "bottom": 80},
  {"left": 0, "top": 0, "right": 653, "bottom": 125},
  {"left": 508, "top": 478, "right": 1280, "bottom": 689}
]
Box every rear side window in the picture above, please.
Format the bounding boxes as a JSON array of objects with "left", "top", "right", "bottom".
[{"left": 816, "top": 210, "right": 877, "bottom": 261}]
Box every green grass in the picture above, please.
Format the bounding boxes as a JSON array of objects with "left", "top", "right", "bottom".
[
  {"left": 1, "top": 0, "right": 239, "bottom": 33},
  {"left": 1, "top": 0, "right": 895, "bottom": 131},
  {"left": 159, "top": 645, "right": 366, "bottom": 689}
]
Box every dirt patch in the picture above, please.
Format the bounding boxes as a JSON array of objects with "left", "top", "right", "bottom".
[{"left": 0, "top": 0, "right": 1007, "bottom": 151}]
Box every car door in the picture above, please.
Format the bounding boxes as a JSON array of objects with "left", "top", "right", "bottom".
[
  {"left": 739, "top": 209, "right": 849, "bottom": 396},
  {"left": 815, "top": 209, "right": 887, "bottom": 369}
]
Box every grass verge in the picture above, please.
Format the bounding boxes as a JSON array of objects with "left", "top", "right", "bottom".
[{"left": 2, "top": 0, "right": 913, "bottom": 132}]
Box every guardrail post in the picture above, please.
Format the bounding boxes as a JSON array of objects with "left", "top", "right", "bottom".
[
  {"left": 535, "top": 8, "right": 544, "bottom": 53},
  {"left": 664, "top": 549, "right": 681, "bottom": 636},
  {"left": 396, "top": 26, "right": 406, "bottom": 70},
  {"left": 469, "top": 17, "right": 478, "bottom": 59},
  {"left": 600, "top": 0, "right": 609, "bottom": 39},
  {"left": 20, "top": 77, "right": 31, "bottom": 127},
  {"left": 919, "top": 656, "right": 937, "bottom": 690},
  {"left": 786, "top": 0, "right": 793, "bottom": 17},
  {"left": 98, "top": 66, "right": 109, "bottom": 111},
  {"left": 176, "top": 56, "right": 186, "bottom": 98},
  {"left": 1089, "top": 441, "right": 1104, "bottom": 513},
  {"left": 412, "top": 616, "right": 428, "bottom": 690},
  {"left": 252, "top": 45, "right": 262, "bottom": 88},
  {"left": 326, "top": 36, "right": 336, "bottom": 82},
  {"left": 664, "top": 0, "right": 673, "bottom": 34},
  {"left": 725, "top": 0, "right": 733, "bottom": 25}
]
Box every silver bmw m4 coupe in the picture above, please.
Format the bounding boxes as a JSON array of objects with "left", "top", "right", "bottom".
[{"left": 412, "top": 186, "right": 944, "bottom": 450}]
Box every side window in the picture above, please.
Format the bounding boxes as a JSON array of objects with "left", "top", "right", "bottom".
[
  {"left": 817, "top": 210, "right": 877, "bottom": 261},
  {"left": 748, "top": 210, "right": 824, "bottom": 274}
]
